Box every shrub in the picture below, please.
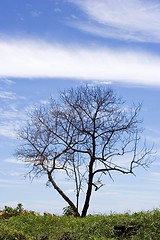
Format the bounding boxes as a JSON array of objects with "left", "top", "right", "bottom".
[
  {"left": 3, "top": 203, "right": 24, "bottom": 218},
  {"left": 63, "top": 206, "right": 75, "bottom": 216}
]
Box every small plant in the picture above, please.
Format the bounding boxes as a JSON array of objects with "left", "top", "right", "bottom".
[
  {"left": 16, "top": 203, "right": 24, "bottom": 214},
  {"left": 3, "top": 203, "right": 24, "bottom": 218},
  {"left": 63, "top": 206, "right": 76, "bottom": 216}
]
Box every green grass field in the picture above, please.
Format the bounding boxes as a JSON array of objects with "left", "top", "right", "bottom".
[{"left": 1, "top": 208, "right": 160, "bottom": 239}]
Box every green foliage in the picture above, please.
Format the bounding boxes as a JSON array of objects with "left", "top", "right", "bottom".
[
  {"left": 63, "top": 206, "right": 76, "bottom": 216},
  {"left": 3, "top": 203, "right": 24, "bottom": 218},
  {"left": 0, "top": 225, "right": 29, "bottom": 240},
  {"left": 1, "top": 207, "right": 160, "bottom": 239}
]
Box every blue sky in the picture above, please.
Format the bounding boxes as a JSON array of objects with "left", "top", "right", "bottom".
[{"left": 0, "top": 0, "right": 160, "bottom": 215}]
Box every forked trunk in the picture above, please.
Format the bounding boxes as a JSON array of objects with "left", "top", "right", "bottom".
[{"left": 48, "top": 173, "right": 80, "bottom": 217}]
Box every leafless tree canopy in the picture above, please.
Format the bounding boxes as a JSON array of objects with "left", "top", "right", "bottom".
[{"left": 16, "top": 85, "right": 153, "bottom": 217}]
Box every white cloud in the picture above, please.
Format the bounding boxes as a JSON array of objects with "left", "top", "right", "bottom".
[
  {"left": 0, "top": 125, "right": 16, "bottom": 138},
  {"left": 69, "top": 0, "right": 160, "bottom": 42},
  {"left": 0, "top": 179, "right": 25, "bottom": 188},
  {"left": 0, "top": 78, "right": 15, "bottom": 85},
  {"left": 30, "top": 10, "right": 41, "bottom": 17},
  {"left": 0, "top": 107, "right": 26, "bottom": 139},
  {"left": 0, "top": 90, "right": 16, "bottom": 100},
  {"left": 4, "top": 157, "right": 25, "bottom": 165},
  {"left": 0, "top": 38, "right": 160, "bottom": 86},
  {"left": 39, "top": 99, "right": 50, "bottom": 105},
  {"left": 54, "top": 8, "right": 61, "bottom": 13}
]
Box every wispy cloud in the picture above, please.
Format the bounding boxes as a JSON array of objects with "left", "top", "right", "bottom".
[
  {"left": 0, "top": 179, "right": 25, "bottom": 188},
  {"left": 30, "top": 10, "right": 41, "bottom": 17},
  {"left": 0, "top": 90, "right": 16, "bottom": 100},
  {"left": 0, "top": 38, "right": 160, "bottom": 86},
  {"left": 54, "top": 8, "right": 61, "bottom": 13},
  {"left": 0, "top": 121, "right": 20, "bottom": 138},
  {"left": 69, "top": 0, "right": 160, "bottom": 42},
  {"left": 0, "top": 78, "right": 15, "bottom": 85},
  {"left": 0, "top": 103, "right": 26, "bottom": 139},
  {"left": 4, "top": 157, "right": 25, "bottom": 165},
  {"left": 1, "top": 114, "right": 27, "bottom": 137}
]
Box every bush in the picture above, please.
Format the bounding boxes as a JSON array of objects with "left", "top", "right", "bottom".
[
  {"left": 3, "top": 203, "right": 24, "bottom": 218},
  {"left": 63, "top": 206, "right": 75, "bottom": 216}
]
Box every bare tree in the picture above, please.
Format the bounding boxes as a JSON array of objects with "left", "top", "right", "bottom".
[{"left": 16, "top": 85, "right": 153, "bottom": 217}]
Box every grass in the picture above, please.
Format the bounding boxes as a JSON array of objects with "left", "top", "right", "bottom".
[{"left": 0, "top": 209, "right": 160, "bottom": 239}]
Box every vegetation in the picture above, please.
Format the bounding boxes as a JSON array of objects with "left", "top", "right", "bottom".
[
  {"left": 16, "top": 85, "right": 153, "bottom": 217},
  {"left": 0, "top": 204, "right": 160, "bottom": 239},
  {"left": 2, "top": 203, "right": 24, "bottom": 218}
]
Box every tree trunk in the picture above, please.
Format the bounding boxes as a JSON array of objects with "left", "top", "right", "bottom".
[
  {"left": 81, "top": 160, "right": 94, "bottom": 217},
  {"left": 81, "top": 180, "right": 93, "bottom": 217},
  {"left": 48, "top": 173, "right": 80, "bottom": 217},
  {"left": 81, "top": 135, "right": 96, "bottom": 217}
]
